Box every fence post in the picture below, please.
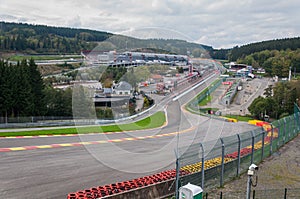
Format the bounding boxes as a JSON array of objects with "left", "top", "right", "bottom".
[
  {"left": 288, "top": 116, "right": 291, "bottom": 140},
  {"left": 284, "top": 188, "right": 287, "bottom": 199},
  {"left": 270, "top": 124, "right": 274, "bottom": 155},
  {"left": 294, "top": 113, "right": 297, "bottom": 137},
  {"left": 220, "top": 138, "right": 225, "bottom": 187},
  {"left": 290, "top": 114, "right": 296, "bottom": 139},
  {"left": 199, "top": 142, "right": 205, "bottom": 189},
  {"left": 251, "top": 131, "right": 255, "bottom": 164},
  {"left": 261, "top": 127, "right": 265, "bottom": 161},
  {"left": 283, "top": 118, "right": 287, "bottom": 144},
  {"left": 237, "top": 134, "right": 241, "bottom": 177},
  {"left": 298, "top": 112, "right": 300, "bottom": 132},
  {"left": 277, "top": 121, "right": 281, "bottom": 149},
  {"left": 175, "top": 153, "right": 180, "bottom": 199}
]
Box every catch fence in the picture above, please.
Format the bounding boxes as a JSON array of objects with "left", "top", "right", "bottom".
[{"left": 176, "top": 111, "right": 300, "bottom": 196}]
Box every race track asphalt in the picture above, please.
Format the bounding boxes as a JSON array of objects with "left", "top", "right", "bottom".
[{"left": 0, "top": 73, "right": 258, "bottom": 198}]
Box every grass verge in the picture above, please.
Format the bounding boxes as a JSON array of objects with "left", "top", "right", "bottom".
[
  {"left": 198, "top": 95, "right": 212, "bottom": 106},
  {"left": 224, "top": 115, "right": 253, "bottom": 122},
  {"left": 0, "top": 111, "right": 166, "bottom": 137}
]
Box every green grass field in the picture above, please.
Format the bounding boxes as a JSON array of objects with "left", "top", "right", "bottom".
[
  {"left": 224, "top": 115, "right": 253, "bottom": 122},
  {"left": 0, "top": 111, "right": 166, "bottom": 137},
  {"left": 198, "top": 95, "right": 212, "bottom": 106}
]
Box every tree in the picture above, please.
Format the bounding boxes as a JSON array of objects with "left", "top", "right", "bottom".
[
  {"left": 263, "top": 85, "right": 273, "bottom": 98},
  {"left": 177, "top": 66, "right": 184, "bottom": 73},
  {"left": 0, "top": 61, "right": 13, "bottom": 120},
  {"left": 249, "top": 80, "right": 300, "bottom": 119},
  {"left": 248, "top": 96, "right": 266, "bottom": 119},
  {"left": 44, "top": 86, "right": 73, "bottom": 116},
  {"left": 13, "top": 61, "right": 33, "bottom": 116},
  {"left": 28, "top": 58, "right": 45, "bottom": 115},
  {"left": 72, "top": 85, "right": 94, "bottom": 118},
  {"left": 143, "top": 97, "right": 150, "bottom": 108}
]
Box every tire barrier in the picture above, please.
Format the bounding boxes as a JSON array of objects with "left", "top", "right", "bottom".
[
  {"left": 248, "top": 120, "right": 269, "bottom": 126},
  {"left": 225, "top": 125, "right": 278, "bottom": 159},
  {"left": 221, "top": 117, "right": 238, "bottom": 122},
  {"left": 181, "top": 157, "right": 234, "bottom": 173},
  {"left": 67, "top": 170, "right": 190, "bottom": 199},
  {"left": 68, "top": 122, "right": 278, "bottom": 199},
  {"left": 179, "top": 123, "right": 278, "bottom": 173}
]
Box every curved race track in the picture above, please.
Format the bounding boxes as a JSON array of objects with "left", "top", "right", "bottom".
[{"left": 0, "top": 73, "right": 257, "bottom": 198}]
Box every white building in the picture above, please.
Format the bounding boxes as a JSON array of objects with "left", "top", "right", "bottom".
[{"left": 113, "top": 81, "right": 133, "bottom": 95}]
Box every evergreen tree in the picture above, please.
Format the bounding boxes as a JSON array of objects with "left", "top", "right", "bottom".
[
  {"left": 13, "top": 60, "right": 33, "bottom": 116},
  {"left": 28, "top": 58, "right": 46, "bottom": 115},
  {"left": 0, "top": 61, "right": 13, "bottom": 119}
]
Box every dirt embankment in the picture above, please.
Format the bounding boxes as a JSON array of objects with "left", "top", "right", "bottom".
[{"left": 208, "top": 134, "right": 300, "bottom": 197}]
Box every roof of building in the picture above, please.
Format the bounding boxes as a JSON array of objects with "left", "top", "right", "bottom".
[
  {"left": 114, "top": 81, "right": 132, "bottom": 91},
  {"left": 103, "top": 88, "right": 112, "bottom": 94},
  {"left": 151, "top": 74, "right": 163, "bottom": 79}
]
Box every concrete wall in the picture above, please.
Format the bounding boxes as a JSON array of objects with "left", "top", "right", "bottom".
[{"left": 101, "top": 179, "right": 175, "bottom": 199}]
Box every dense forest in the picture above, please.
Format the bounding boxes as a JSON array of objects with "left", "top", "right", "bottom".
[
  {"left": 0, "top": 22, "right": 108, "bottom": 53},
  {"left": 0, "top": 21, "right": 212, "bottom": 57},
  {"left": 237, "top": 49, "right": 300, "bottom": 77},
  {"left": 0, "top": 59, "right": 44, "bottom": 117},
  {"left": 229, "top": 37, "right": 300, "bottom": 61},
  {"left": 0, "top": 59, "right": 75, "bottom": 117}
]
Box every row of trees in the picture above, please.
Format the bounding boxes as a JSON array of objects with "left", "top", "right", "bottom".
[
  {"left": 0, "top": 21, "right": 110, "bottom": 53},
  {"left": 0, "top": 59, "right": 143, "bottom": 119},
  {"left": 0, "top": 59, "right": 76, "bottom": 117},
  {"left": 0, "top": 59, "right": 45, "bottom": 117},
  {"left": 0, "top": 33, "right": 97, "bottom": 53},
  {"left": 229, "top": 37, "right": 300, "bottom": 61},
  {"left": 248, "top": 80, "right": 299, "bottom": 119},
  {"left": 236, "top": 49, "right": 300, "bottom": 77},
  {"left": 0, "top": 21, "right": 111, "bottom": 41}
]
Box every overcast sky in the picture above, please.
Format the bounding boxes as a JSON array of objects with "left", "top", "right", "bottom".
[{"left": 0, "top": 0, "right": 299, "bottom": 48}]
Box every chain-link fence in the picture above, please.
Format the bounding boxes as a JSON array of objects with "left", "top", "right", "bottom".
[{"left": 175, "top": 111, "right": 300, "bottom": 196}]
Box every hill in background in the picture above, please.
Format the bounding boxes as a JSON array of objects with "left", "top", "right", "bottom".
[
  {"left": 229, "top": 37, "right": 300, "bottom": 61},
  {"left": 0, "top": 21, "right": 299, "bottom": 61},
  {"left": 0, "top": 21, "right": 213, "bottom": 58}
]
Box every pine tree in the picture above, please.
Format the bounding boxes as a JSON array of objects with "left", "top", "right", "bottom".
[
  {"left": 11, "top": 60, "right": 33, "bottom": 116},
  {"left": 28, "top": 58, "right": 46, "bottom": 115}
]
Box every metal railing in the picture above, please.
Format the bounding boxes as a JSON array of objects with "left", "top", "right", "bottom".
[
  {"left": 0, "top": 116, "right": 97, "bottom": 128},
  {"left": 175, "top": 111, "right": 300, "bottom": 196}
]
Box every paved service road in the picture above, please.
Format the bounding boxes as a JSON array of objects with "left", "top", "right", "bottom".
[{"left": 0, "top": 71, "right": 258, "bottom": 198}]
